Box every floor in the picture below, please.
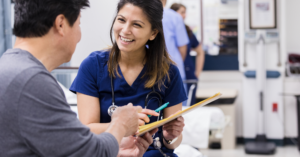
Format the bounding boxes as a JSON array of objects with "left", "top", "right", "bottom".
[{"left": 200, "top": 145, "right": 300, "bottom": 157}]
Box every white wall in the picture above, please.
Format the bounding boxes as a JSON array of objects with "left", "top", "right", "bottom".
[
  {"left": 166, "top": 0, "right": 202, "bottom": 41},
  {"left": 219, "top": 1, "right": 238, "bottom": 19},
  {"left": 283, "top": 0, "right": 300, "bottom": 138},
  {"left": 166, "top": 0, "right": 181, "bottom": 7},
  {"left": 285, "top": 0, "right": 300, "bottom": 53},
  {"left": 198, "top": 71, "right": 244, "bottom": 137},
  {"left": 70, "top": 0, "right": 119, "bottom": 67}
]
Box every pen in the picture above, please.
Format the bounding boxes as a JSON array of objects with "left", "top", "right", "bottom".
[{"left": 148, "top": 102, "right": 169, "bottom": 117}]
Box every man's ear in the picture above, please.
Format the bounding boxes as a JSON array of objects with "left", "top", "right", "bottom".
[
  {"left": 54, "top": 14, "right": 67, "bottom": 36},
  {"left": 149, "top": 29, "right": 159, "bottom": 41}
]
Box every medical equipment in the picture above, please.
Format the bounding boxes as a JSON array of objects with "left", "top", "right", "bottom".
[
  {"left": 109, "top": 75, "right": 170, "bottom": 157},
  {"left": 107, "top": 73, "right": 119, "bottom": 116},
  {"left": 154, "top": 137, "right": 169, "bottom": 157},
  {"left": 286, "top": 53, "right": 300, "bottom": 77},
  {"left": 244, "top": 30, "right": 277, "bottom": 155},
  {"left": 108, "top": 75, "right": 163, "bottom": 116},
  {"left": 243, "top": 31, "right": 281, "bottom": 68}
]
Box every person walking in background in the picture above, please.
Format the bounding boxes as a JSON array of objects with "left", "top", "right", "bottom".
[
  {"left": 171, "top": 3, "right": 205, "bottom": 106},
  {"left": 161, "top": 0, "right": 189, "bottom": 84}
]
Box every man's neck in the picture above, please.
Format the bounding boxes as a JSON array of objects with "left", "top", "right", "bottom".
[
  {"left": 14, "top": 36, "right": 66, "bottom": 72},
  {"left": 162, "top": 0, "right": 166, "bottom": 7}
]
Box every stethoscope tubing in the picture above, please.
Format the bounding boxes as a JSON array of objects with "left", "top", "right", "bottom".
[{"left": 108, "top": 63, "right": 168, "bottom": 156}]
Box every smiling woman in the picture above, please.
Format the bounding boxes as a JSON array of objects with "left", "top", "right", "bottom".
[
  {"left": 109, "top": 0, "right": 172, "bottom": 90},
  {"left": 70, "top": 0, "right": 187, "bottom": 157}
]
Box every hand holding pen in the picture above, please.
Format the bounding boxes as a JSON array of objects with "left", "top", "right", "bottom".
[
  {"left": 138, "top": 109, "right": 159, "bottom": 126},
  {"left": 137, "top": 102, "right": 169, "bottom": 126}
]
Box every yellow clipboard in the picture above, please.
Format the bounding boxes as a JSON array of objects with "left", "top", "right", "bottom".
[{"left": 137, "top": 93, "right": 222, "bottom": 136}]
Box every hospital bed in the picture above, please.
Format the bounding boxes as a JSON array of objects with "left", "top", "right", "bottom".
[
  {"left": 195, "top": 88, "right": 237, "bottom": 150},
  {"left": 174, "top": 106, "right": 229, "bottom": 157}
]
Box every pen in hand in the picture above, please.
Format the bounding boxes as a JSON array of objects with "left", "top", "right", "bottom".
[{"left": 148, "top": 102, "right": 169, "bottom": 117}]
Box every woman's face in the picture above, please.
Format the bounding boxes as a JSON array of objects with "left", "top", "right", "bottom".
[
  {"left": 113, "top": 4, "right": 158, "bottom": 54},
  {"left": 177, "top": 6, "right": 186, "bottom": 20}
]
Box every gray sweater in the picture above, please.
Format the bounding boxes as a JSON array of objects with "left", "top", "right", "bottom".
[{"left": 0, "top": 49, "right": 119, "bottom": 157}]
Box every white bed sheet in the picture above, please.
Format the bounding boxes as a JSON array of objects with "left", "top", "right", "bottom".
[
  {"left": 174, "top": 144, "right": 203, "bottom": 157},
  {"left": 181, "top": 106, "right": 224, "bottom": 149}
]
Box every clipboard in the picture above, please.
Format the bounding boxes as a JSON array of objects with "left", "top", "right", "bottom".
[{"left": 137, "top": 93, "right": 222, "bottom": 136}]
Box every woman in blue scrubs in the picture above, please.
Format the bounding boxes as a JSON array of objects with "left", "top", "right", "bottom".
[
  {"left": 171, "top": 3, "right": 205, "bottom": 106},
  {"left": 70, "top": 0, "right": 187, "bottom": 157}
]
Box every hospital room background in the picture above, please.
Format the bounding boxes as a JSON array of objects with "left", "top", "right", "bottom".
[{"left": 1, "top": 0, "right": 300, "bottom": 156}]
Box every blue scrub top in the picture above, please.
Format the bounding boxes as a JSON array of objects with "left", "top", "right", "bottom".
[
  {"left": 70, "top": 50, "right": 187, "bottom": 157},
  {"left": 162, "top": 8, "right": 189, "bottom": 81},
  {"left": 185, "top": 33, "right": 200, "bottom": 80}
]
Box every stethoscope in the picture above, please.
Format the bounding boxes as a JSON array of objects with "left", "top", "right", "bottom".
[
  {"left": 108, "top": 75, "right": 170, "bottom": 157},
  {"left": 107, "top": 73, "right": 163, "bottom": 117}
]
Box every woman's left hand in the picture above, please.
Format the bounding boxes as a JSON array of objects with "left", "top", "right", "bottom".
[{"left": 162, "top": 115, "right": 185, "bottom": 140}]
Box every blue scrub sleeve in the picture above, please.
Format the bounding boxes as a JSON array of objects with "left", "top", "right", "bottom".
[
  {"left": 70, "top": 54, "right": 100, "bottom": 97},
  {"left": 164, "top": 65, "right": 188, "bottom": 107},
  {"left": 175, "top": 14, "right": 189, "bottom": 47},
  {"left": 190, "top": 33, "right": 200, "bottom": 49}
]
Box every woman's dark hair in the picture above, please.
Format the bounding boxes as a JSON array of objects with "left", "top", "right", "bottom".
[
  {"left": 108, "top": 0, "right": 174, "bottom": 90},
  {"left": 13, "top": 0, "right": 90, "bottom": 37},
  {"left": 170, "top": 3, "right": 193, "bottom": 37}
]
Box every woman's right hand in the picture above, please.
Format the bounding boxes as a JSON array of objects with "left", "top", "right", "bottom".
[{"left": 138, "top": 109, "right": 159, "bottom": 126}]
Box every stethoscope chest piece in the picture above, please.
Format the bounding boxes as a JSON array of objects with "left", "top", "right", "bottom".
[
  {"left": 154, "top": 137, "right": 169, "bottom": 157},
  {"left": 154, "top": 137, "right": 162, "bottom": 149},
  {"left": 108, "top": 104, "right": 118, "bottom": 116}
]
